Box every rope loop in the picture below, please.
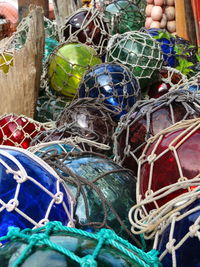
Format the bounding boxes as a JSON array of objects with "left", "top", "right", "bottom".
[{"left": 80, "top": 255, "right": 97, "bottom": 267}]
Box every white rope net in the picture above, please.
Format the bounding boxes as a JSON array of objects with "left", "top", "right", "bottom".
[
  {"left": 0, "top": 146, "right": 75, "bottom": 234},
  {"left": 0, "top": 113, "right": 53, "bottom": 148},
  {"left": 129, "top": 118, "right": 200, "bottom": 241},
  {"left": 106, "top": 31, "right": 163, "bottom": 81},
  {"left": 153, "top": 195, "right": 200, "bottom": 267}
]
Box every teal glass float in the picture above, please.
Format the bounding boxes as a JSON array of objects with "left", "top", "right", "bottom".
[
  {"left": 103, "top": 0, "right": 145, "bottom": 35},
  {"left": 29, "top": 140, "right": 81, "bottom": 157},
  {"left": 48, "top": 43, "right": 102, "bottom": 98},
  {"left": 0, "top": 146, "right": 73, "bottom": 238},
  {"left": 35, "top": 94, "right": 70, "bottom": 123},
  {"left": 106, "top": 31, "right": 163, "bottom": 88},
  {"left": 0, "top": 221, "right": 161, "bottom": 266},
  {"left": 35, "top": 149, "right": 140, "bottom": 246}
]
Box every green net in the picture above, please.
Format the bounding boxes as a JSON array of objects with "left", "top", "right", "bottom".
[{"left": 0, "top": 221, "right": 161, "bottom": 267}]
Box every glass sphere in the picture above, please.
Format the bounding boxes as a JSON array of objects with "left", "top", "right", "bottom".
[
  {"left": 138, "top": 119, "right": 200, "bottom": 210},
  {"left": 0, "top": 114, "right": 44, "bottom": 149},
  {"left": 35, "top": 95, "right": 70, "bottom": 123},
  {"left": 147, "top": 67, "right": 187, "bottom": 99},
  {"left": 103, "top": 0, "right": 145, "bottom": 35},
  {"left": 61, "top": 8, "right": 109, "bottom": 55},
  {"left": 79, "top": 63, "right": 140, "bottom": 120},
  {"left": 0, "top": 51, "right": 13, "bottom": 73},
  {"left": 0, "top": 146, "right": 72, "bottom": 238},
  {"left": 48, "top": 43, "right": 102, "bottom": 98},
  {"left": 142, "top": 28, "right": 176, "bottom": 67},
  {"left": 36, "top": 150, "right": 138, "bottom": 244},
  {"left": 106, "top": 31, "right": 163, "bottom": 88},
  {"left": 114, "top": 90, "right": 200, "bottom": 175},
  {"left": 158, "top": 198, "right": 200, "bottom": 267},
  {"left": 56, "top": 98, "right": 116, "bottom": 145}
]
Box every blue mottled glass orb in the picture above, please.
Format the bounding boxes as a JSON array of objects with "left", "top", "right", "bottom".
[
  {"left": 0, "top": 146, "right": 72, "bottom": 237},
  {"left": 158, "top": 198, "right": 200, "bottom": 267},
  {"left": 79, "top": 63, "right": 140, "bottom": 121},
  {"left": 145, "top": 28, "right": 176, "bottom": 67}
]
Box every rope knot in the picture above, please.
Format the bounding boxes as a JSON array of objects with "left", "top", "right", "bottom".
[
  {"left": 81, "top": 255, "right": 97, "bottom": 267},
  {"left": 97, "top": 229, "right": 116, "bottom": 243},
  {"left": 189, "top": 224, "right": 199, "bottom": 237},
  {"left": 7, "top": 226, "right": 21, "bottom": 240},
  {"left": 29, "top": 233, "right": 48, "bottom": 245}
]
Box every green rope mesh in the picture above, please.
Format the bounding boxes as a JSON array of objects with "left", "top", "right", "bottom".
[{"left": 0, "top": 221, "right": 161, "bottom": 267}]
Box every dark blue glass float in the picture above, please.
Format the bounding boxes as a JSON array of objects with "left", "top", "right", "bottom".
[
  {"left": 79, "top": 63, "right": 140, "bottom": 121},
  {"left": 0, "top": 146, "right": 71, "bottom": 238},
  {"left": 145, "top": 28, "right": 176, "bottom": 68},
  {"left": 158, "top": 198, "right": 200, "bottom": 267}
]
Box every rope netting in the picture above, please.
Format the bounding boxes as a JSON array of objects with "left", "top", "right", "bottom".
[
  {"left": 35, "top": 95, "right": 69, "bottom": 123},
  {"left": 46, "top": 42, "right": 101, "bottom": 98},
  {"left": 128, "top": 118, "right": 200, "bottom": 240},
  {"left": 169, "top": 72, "right": 200, "bottom": 93},
  {"left": 106, "top": 31, "right": 163, "bottom": 81},
  {"left": 0, "top": 221, "right": 161, "bottom": 267},
  {"left": 101, "top": 0, "right": 145, "bottom": 35},
  {"left": 113, "top": 90, "right": 200, "bottom": 173},
  {"left": 28, "top": 143, "right": 140, "bottom": 246},
  {"left": 56, "top": 97, "right": 116, "bottom": 145},
  {"left": 0, "top": 113, "right": 54, "bottom": 148},
  {"left": 60, "top": 8, "right": 109, "bottom": 55},
  {"left": 0, "top": 146, "right": 75, "bottom": 234}
]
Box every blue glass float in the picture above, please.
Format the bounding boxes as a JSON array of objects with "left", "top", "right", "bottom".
[
  {"left": 35, "top": 150, "right": 139, "bottom": 245},
  {"left": 0, "top": 146, "right": 72, "bottom": 238},
  {"left": 79, "top": 62, "right": 140, "bottom": 121},
  {"left": 144, "top": 28, "right": 176, "bottom": 67},
  {"left": 158, "top": 198, "right": 200, "bottom": 267}
]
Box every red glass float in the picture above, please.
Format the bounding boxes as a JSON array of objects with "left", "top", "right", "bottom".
[
  {"left": 0, "top": 114, "right": 45, "bottom": 149},
  {"left": 138, "top": 118, "right": 200, "bottom": 211},
  {"left": 147, "top": 67, "right": 187, "bottom": 99},
  {"left": 114, "top": 90, "right": 200, "bottom": 175}
]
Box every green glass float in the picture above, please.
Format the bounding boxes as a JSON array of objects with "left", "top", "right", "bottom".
[
  {"left": 0, "top": 221, "right": 160, "bottom": 267},
  {"left": 106, "top": 31, "right": 163, "bottom": 88},
  {"left": 35, "top": 149, "right": 140, "bottom": 246},
  {"left": 48, "top": 43, "right": 102, "bottom": 98},
  {"left": 103, "top": 0, "right": 145, "bottom": 35},
  {"left": 35, "top": 94, "right": 70, "bottom": 123}
]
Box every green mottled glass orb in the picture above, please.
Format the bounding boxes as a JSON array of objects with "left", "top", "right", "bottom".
[{"left": 48, "top": 43, "right": 102, "bottom": 98}]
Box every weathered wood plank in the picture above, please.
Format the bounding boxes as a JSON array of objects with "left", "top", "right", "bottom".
[
  {"left": 0, "top": 8, "right": 44, "bottom": 117},
  {"left": 18, "top": 0, "right": 49, "bottom": 19}
]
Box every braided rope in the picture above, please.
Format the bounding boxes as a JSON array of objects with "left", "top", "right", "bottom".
[{"left": 0, "top": 221, "right": 161, "bottom": 267}]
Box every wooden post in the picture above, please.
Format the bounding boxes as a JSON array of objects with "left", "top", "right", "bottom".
[
  {"left": 52, "top": 0, "right": 82, "bottom": 39},
  {"left": 18, "top": 0, "right": 49, "bottom": 20},
  {"left": 175, "top": 0, "right": 189, "bottom": 40}
]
